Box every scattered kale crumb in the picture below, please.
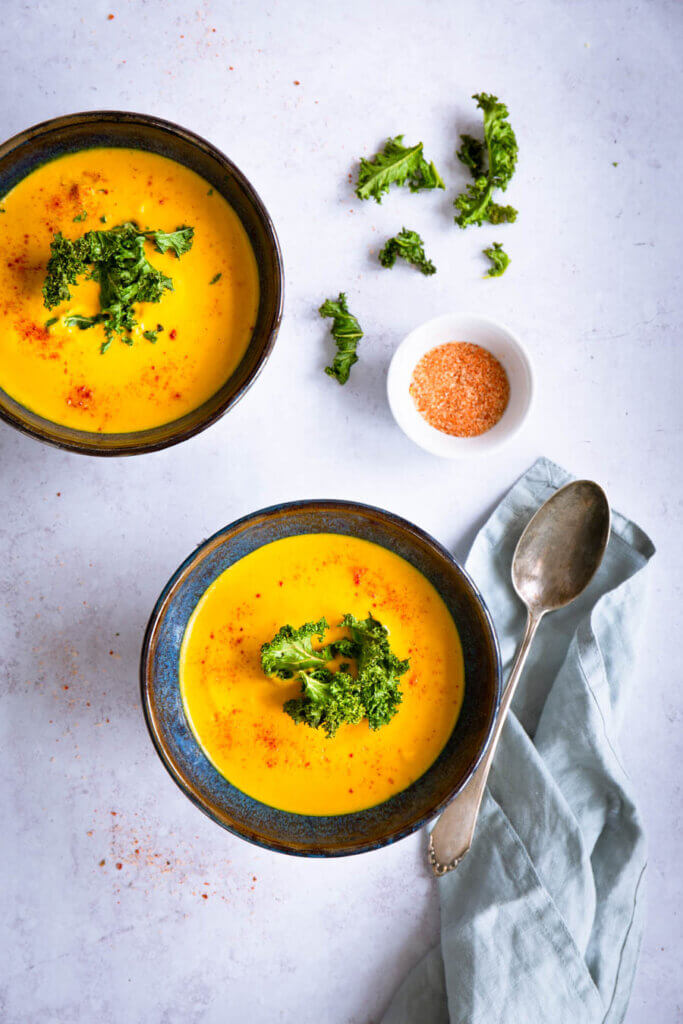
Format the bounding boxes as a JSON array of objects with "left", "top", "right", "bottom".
[
  {"left": 379, "top": 228, "right": 436, "bottom": 275},
  {"left": 142, "top": 324, "right": 164, "bottom": 343},
  {"left": 44, "top": 317, "right": 58, "bottom": 329},
  {"left": 207, "top": 188, "right": 214, "bottom": 195},
  {"left": 483, "top": 241, "right": 510, "bottom": 277},
  {"left": 612, "top": 161, "right": 619, "bottom": 167},
  {"left": 319, "top": 292, "right": 363, "bottom": 385},
  {"left": 100, "top": 215, "right": 108, "bottom": 223},
  {"left": 73, "top": 210, "right": 88, "bottom": 223},
  {"left": 209, "top": 272, "right": 222, "bottom": 284}
]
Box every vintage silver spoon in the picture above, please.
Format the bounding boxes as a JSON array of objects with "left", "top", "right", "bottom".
[{"left": 429, "top": 479, "right": 611, "bottom": 876}]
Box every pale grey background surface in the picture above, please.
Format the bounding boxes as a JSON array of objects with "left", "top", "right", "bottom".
[{"left": 0, "top": 1, "right": 681, "bottom": 1021}]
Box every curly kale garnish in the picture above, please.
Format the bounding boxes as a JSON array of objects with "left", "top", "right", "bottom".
[
  {"left": 262, "top": 613, "right": 409, "bottom": 738},
  {"left": 42, "top": 222, "right": 193, "bottom": 353},
  {"left": 355, "top": 135, "right": 445, "bottom": 203},
  {"left": 339, "top": 613, "right": 408, "bottom": 730},
  {"left": 319, "top": 292, "right": 363, "bottom": 385},
  {"left": 483, "top": 241, "right": 510, "bottom": 277},
  {"left": 378, "top": 228, "right": 436, "bottom": 276},
  {"left": 260, "top": 617, "right": 331, "bottom": 679},
  {"left": 283, "top": 669, "right": 364, "bottom": 737},
  {"left": 455, "top": 93, "right": 518, "bottom": 228}
]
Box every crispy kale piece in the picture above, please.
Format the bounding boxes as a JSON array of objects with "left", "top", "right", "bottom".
[
  {"left": 264, "top": 613, "right": 409, "bottom": 737},
  {"left": 43, "top": 232, "right": 88, "bottom": 309},
  {"left": 42, "top": 221, "right": 193, "bottom": 353},
  {"left": 483, "top": 242, "right": 510, "bottom": 277},
  {"left": 340, "top": 613, "right": 408, "bottom": 730},
  {"left": 319, "top": 292, "right": 363, "bottom": 385},
  {"left": 283, "top": 669, "right": 364, "bottom": 738},
  {"left": 454, "top": 93, "right": 518, "bottom": 228},
  {"left": 145, "top": 226, "right": 194, "bottom": 257},
  {"left": 355, "top": 135, "right": 445, "bottom": 203},
  {"left": 260, "top": 617, "right": 331, "bottom": 678},
  {"left": 378, "top": 228, "right": 436, "bottom": 276}
]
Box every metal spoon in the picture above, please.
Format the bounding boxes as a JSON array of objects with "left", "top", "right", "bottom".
[{"left": 429, "top": 479, "right": 611, "bottom": 875}]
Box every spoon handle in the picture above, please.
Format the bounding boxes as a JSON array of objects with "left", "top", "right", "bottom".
[{"left": 428, "top": 609, "right": 542, "bottom": 875}]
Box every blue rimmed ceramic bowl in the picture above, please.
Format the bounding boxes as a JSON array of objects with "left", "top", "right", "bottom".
[
  {"left": 140, "top": 500, "right": 502, "bottom": 857},
  {"left": 0, "top": 110, "right": 283, "bottom": 456}
]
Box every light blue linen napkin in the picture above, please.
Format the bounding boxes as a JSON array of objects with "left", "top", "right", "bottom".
[{"left": 383, "top": 457, "right": 655, "bottom": 1024}]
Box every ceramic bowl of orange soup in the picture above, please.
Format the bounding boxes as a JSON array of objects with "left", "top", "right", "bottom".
[
  {"left": 141, "top": 500, "right": 501, "bottom": 857},
  {"left": 0, "top": 111, "right": 283, "bottom": 455}
]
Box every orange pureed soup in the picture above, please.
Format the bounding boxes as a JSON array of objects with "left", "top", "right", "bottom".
[
  {"left": 0, "top": 148, "right": 259, "bottom": 432},
  {"left": 180, "top": 534, "right": 465, "bottom": 815}
]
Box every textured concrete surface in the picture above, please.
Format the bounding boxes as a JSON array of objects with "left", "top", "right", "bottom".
[{"left": 0, "top": 1, "right": 680, "bottom": 1021}]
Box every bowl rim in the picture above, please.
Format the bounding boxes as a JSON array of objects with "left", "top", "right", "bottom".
[
  {"left": 387, "top": 311, "right": 534, "bottom": 459},
  {"left": 140, "top": 498, "right": 503, "bottom": 857},
  {"left": 0, "top": 109, "right": 285, "bottom": 456}
]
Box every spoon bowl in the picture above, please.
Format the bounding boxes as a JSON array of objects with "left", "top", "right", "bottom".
[{"left": 512, "top": 480, "right": 611, "bottom": 614}]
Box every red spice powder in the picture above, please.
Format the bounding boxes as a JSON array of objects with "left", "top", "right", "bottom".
[
  {"left": 66, "top": 385, "right": 94, "bottom": 410},
  {"left": 410, "top": 341, "right": 509, "bottom": 437}
]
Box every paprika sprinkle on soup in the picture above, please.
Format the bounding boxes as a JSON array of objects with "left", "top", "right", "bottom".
[{"left": 410, "top": 341, "right": 509, "bottom": 437}]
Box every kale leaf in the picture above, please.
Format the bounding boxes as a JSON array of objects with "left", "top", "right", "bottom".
[
  {"left": 42, "top": 221, "right": 193, "bottom": 352},
  {"left": 43, "top": 232, "right": 88, "bottom": 309},
  {"left": 355, "top": 135, "right": 445, "bottom": 203},
  {"left": 319, "top": 292, "right": 363, "bottom": 385},
  {"left": 340, "top": 613, "right": 408, "bottom": 730},
  {"left": 454, "top": 93, "right": 518, "bottom": 228},
  {"left": 283, "top": 669, "right": 364, "bottom": 738},
  {"left": 483, "top": 241, "right": 510, "bottom": 277},
  {"left": 64, "top": 313, "right": 101, "bottom": 330},
  {"left": 264, "top": 613, "right": 409, "bottom": 737},
  {"left": 260, "top": 617, "right": 331, "bottom": 678},
  {"left": 145, "top": 226, "right": 195, "bottom": 257},
  {"left": 378, "top": 228, "right": 436, "bottom": 276}
]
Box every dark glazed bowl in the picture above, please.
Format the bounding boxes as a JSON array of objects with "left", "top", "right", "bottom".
[
  {"left": 141, "top": 500, "right": 502, "bottom": 857},
  {"left": 0, "top": 110, "right": 284, "bottom": 456}
]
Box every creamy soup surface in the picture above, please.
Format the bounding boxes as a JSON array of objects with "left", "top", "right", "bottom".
[
  {"left": 0, "top": 147, "right": 259, "bottom": 432},
  {"left": 180, "top": 533, "right": 465, "bottom": 816}
]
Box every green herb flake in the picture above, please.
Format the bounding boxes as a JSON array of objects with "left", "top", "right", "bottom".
[
  {"left": 145, "top": 225, "right": 194, "bottom": 257},
  {"left": 379, "top": 227, "right": 436, "bottom": 276},
  {"left": 100, "top": 215, "right": 108, "bottom": 224},
  {"left": 207, "top": 188, "right": 214, "bottom": 195},
  {"left": 64, "top": 313, "right": 99, "bottom": 330},
  {"left": 455, "top": 93, "right": 518, "bottom": 228},
  {"left": 262, "top": 613, "right": 409, "bottom": 737},
  {"left": 319, "top": 292, "right": 363, "bottom": 385},
  {"left": 355, "top": 135, "right": 445, "bottom": 203},
  {"left": 483, "top": 241, "right": 510, "bottom": 277},
  {"left": 209, "top": 272, "right": 222, "bottom": 284},
  {"left": 44, "top": 317, "right": 59, "bottom": 329},
  {"left": 73, "top": 210, "right": 88, "bottom": 223},
  {"left": 142, "top": 324, "right": 164, "bottom": 343}
]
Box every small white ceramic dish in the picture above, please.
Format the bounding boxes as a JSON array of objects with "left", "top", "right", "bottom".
[{"left": 387, "top": 313, "right": 533, "bottom": 458}]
